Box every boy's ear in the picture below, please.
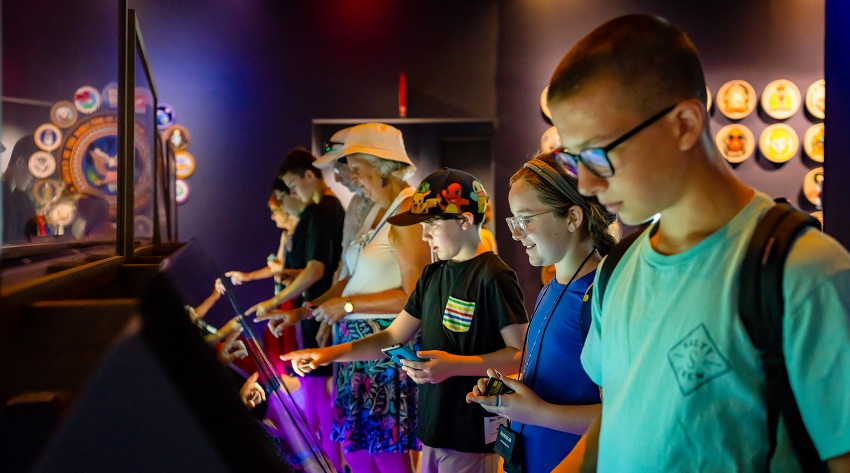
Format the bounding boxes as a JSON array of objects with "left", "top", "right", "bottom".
[
  {"left": 460, "top": 212, "right": 475, "bottom": 230},
  {"left": 674, "top": 99, "right": 705, "bottom": 152}
]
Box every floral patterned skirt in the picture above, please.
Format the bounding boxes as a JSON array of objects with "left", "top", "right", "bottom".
[{"left": 331, "top": 317, "right": 421, "bottom": 454}]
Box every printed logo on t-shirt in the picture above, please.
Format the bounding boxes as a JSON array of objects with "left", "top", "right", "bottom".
[
  {"left": 667, "top": 323, "right": 732, "bottom": 396},
  {"left": 443, "top": 296, "right": 475, "bottom": 332}
]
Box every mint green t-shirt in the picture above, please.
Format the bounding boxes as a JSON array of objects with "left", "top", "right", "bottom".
[{"left": 581, "top": 192, "right": 850, "bottom": 472}]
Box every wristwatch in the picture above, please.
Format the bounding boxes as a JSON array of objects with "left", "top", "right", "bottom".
[{"left": 343, "top": 297, "right": 354, "bottom": 314}]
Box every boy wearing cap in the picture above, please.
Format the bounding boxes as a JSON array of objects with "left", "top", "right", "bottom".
[{"left": 283, "top": 168, "right": 528, "bottom": 473}]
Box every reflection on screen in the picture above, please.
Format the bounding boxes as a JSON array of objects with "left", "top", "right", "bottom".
[
  {"left": 160, "top": 239, "right": 335, "bottom": 473},
  {"left": 133, "top": 43, "right": 155, "bottom": 242}
]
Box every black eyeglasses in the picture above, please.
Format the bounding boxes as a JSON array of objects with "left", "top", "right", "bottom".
[{"left": 553, "top": 104, "right": 676, "bottom": 178}]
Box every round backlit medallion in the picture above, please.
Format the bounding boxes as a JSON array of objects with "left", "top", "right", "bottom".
[
  {"left": 59, "top": 113, "right": 152, "bottom": 217},
  {"left": 759, "top": 124, "right": 799, "bottom": 163},
  {"left": 715, "top": 124, "right": 755, "bottom": 163}
]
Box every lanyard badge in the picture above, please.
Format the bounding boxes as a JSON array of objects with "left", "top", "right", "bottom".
[{"left": 494, "top": 424, "right": 523, "bottom": 472}]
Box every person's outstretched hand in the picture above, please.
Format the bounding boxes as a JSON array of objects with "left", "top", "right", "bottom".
[
  {"left": 225, "top": 271, "right": 249, "bottom": 286},
  {"left": 254, "top": 308, "right": 307, "bottom": 337},
  {"left": 281, "top": 346, "right": 341, "bottom": 377},
  {"left": 240, "top": 372, "right": 266, "bottom": 408}
]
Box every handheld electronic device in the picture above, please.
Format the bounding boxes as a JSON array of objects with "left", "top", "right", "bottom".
[
  {"left": 484, "top": 376, "right": 515, "bottom": 396},
  {"left": 380, "top": 344, "right": 426, "bottom": 365}
]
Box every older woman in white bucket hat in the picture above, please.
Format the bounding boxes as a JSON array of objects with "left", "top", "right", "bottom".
[{"left": 257, "top": 123, "right": 431, "bottom": 473}]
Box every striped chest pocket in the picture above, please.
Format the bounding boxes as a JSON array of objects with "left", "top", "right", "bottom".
[{"left": 443, "top": 296, "right": 475, "bottom": 332}]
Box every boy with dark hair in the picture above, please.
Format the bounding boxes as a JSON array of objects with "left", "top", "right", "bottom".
[
  {"left": 247, "top": 146, "right": 345, "bottom": 471},
  {"left": 283, "top": 168, "right": 528, "bottom": 473},
  {"left": 249, "top": 147, "right": 344, "bottom": 318},
  {"left": 547, "top": 14, "right": 850, "bottom": 472}
]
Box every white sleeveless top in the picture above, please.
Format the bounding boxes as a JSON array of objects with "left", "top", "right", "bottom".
[{"left": 341, "top": 187, "right": 414, "bottom": 320}]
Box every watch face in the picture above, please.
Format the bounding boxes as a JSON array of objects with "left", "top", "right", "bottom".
[{"left": 344, "top": 300, "right": 354, "bottom": 313}]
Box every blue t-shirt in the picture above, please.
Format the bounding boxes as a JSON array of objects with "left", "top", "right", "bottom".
[
  {"left": 514, "top": 270, "right": 600, "bottom": 472},
  {"left": 582, "top": 191, "right": 850, "bottom": 472}
]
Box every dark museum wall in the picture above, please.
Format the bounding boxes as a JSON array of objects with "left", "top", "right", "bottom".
[
  {"left": 2, "top": 0, "right": 499, "bottom": 309},
  {"left": 4, "top": 0, "right": 846, "bottom": 313}
]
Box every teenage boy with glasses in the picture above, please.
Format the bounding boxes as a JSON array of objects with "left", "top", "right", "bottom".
[{"left": 548, "top": 14, "right": 850, "bottom": 473}]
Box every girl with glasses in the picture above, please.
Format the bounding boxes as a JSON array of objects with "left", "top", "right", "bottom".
[{"left": 467, "top": 152, "right": 615, "bottom": 472}]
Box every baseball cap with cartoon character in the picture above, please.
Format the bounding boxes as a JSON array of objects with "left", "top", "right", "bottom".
[{"left": 387, "top": 167, "right": 488, "bottom": 227}]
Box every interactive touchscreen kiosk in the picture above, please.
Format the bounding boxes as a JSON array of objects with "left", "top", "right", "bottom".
[{"left": 32, "top": 239, "right": 335, "bottom": 472}]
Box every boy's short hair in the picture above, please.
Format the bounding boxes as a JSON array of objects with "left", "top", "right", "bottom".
[
  {"left": 424, "top": 212, "right": 484, "bottom": 226},
  {"left": 277, "top": 147, "right": 319, "bottom": 179},
  {"left": 547, "top": 14, "right": 707, "bottom": 116},
  {"left": 387, "top": 167, "right": 487, "bottom": 227},
  {"left": 271, "top": 176, "right": 290, "bottom": 195}
]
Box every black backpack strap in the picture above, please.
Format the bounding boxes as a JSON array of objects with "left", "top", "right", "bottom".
[
  {"left": 739, "top": 201, "right": 824, "bottom": 471},
  {"left": 595, "top": 226, "right": 648, "bottom": 307},
  {"left": 580, "top": 224, "right": 648, "bottom": 348}
]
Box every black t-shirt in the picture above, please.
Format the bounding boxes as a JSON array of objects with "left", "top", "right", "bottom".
[
  {"left": 285, "top": 194, "right": 344, "bottom": 377},
  {"left": 404, "top": 252, "right": 527, "bottom": 453}
]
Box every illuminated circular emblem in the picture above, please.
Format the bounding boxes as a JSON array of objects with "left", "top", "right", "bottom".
[
  {"left": 28, "top": 151, "right": 57, "bottom": 178},
  {"left": 760, "top": 80, "right": 800, "bottom": 120},
  {"left": 706, "top": 86, "right": 712, "bottom": 112},
  {"left": 135, "top": 87, "right": 153, "bottom": 115},
  {"left": 50, "top": 101, "right": 78, "bottom": 128},
  {"left": 48, "top": 201, "right": 77, "bottom": 228},
  {"left": 31, "top": 179, "right": 65, "bottom": 207},
  {"left": 164, "top": 125, "right": 190, "bottom": 151},
  {"left": 715, "top": 124, "right": 754, "bottom": 163},
  {"left": 805, "top": 79, "right": 825, "bottom": 119},
  {"left": 540, "top": 86, "right": 552, "bottom": 120},
  {"left": 175, "top": 179, "right": 190, "bottom": 204},
  {"left": 34, "top": 124, "right": 63, "bottom": 152},
  {"left": 803, "top": 124, "right": 824, "bottom": 163},
  {"left": 156, "top": 103, "right": 176, "bottom": 129},
  {"left": 134, "top": 215, "right": 154, "bottom": 238},
  {"left": 803, "top": 167, "right": 824, "bottom": 207},
  {"left": 60, "top": 113, "right": 153, "bottom": 217},
  {"left": 74, "top": 86, "right": 101, "bottom": 114},
  {"left": 716, "top": 80, "right": 756, "bottom": 120},
  {"left": 759, "top": 124, "right": 799, "bottom": 163},
  {"left": 175, "top": 150, "right": 196, "bottom": 179},
  {"left": 101, "top": 82, "right": 119, "bottom": 109}
]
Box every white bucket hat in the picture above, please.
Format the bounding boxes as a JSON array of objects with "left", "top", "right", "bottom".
[
  {"left": 314, "top": 127, "right": 352, "bottom": 169},
  {"left": 337, "top": 123, "right": 413, "bottom": 165}
]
